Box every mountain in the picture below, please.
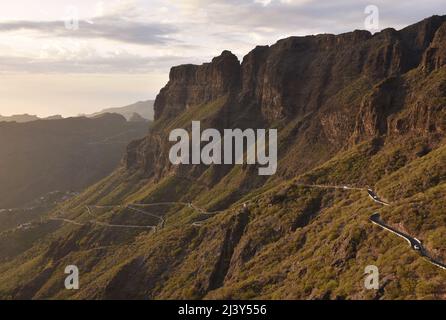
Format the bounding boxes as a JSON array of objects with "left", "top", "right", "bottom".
[
  {"left": 0, "top": 15, "right": 445, "bottom": 300},
  {"left": 0, "top": 114, "right": 65, "bottom": 122},
  {"left": 0, "top": 113, "right": 148, "bottom": 209},
  {"left": 0, "top": 114, "right": 40, "bottom": 123},
  {"left": 90, "top": 100, "right": 155, "bottom": 121},
  {"left": 44, "top": 115, "right": 63, "bottom": 120},
  {"left": 128, "top": 112, "right": 149, "bottom": 122},
  {"left": 1, "top": 100, "right": 154, "bottom": 123}
]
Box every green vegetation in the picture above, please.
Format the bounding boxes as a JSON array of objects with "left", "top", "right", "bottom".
[{"left": 0, "top": 25, "right": 446, "bottom": 300}]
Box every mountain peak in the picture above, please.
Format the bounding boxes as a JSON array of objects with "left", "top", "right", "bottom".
[{"left": 154, "top": 51, "right": 241, "bottom": 120}]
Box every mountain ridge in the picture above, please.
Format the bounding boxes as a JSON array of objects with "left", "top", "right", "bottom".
[
  {"left": 0, "top": 15, "right": 445, "bottom": 299},
  {"left": 1, "top": 100, "right": 155, "bottom": 123},
  {"left": 90, "top": 100, "right": 155, "bottom": 121},
  {"left": 0, "top": 113, "right": 149, "bottom": 209},
  {"left": 126, "top": 14, "right": 446, "bottom": 184}
]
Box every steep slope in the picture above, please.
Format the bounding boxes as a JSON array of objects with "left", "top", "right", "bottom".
[{"left": 0, "top": 15, "right": 445, "bottom": 300}]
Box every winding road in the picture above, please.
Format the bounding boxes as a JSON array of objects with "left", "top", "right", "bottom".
[
  {"left": 46, "top": 181, "right": 445, "bottom": 270},
  {"left": 369, "top": 213, "right": 422, "bottom": 249},
  {"left": 50, "top": 201, "right": 219, "bottom": 230},
  {"left": 369, "top": 213, "right": 446, "bottom": 270},
  {"left": 294, "top": 182, "right": 445, "bottom": 271},
  {"left": 367, "top": 189, "right": 390, "bottom": 206}
]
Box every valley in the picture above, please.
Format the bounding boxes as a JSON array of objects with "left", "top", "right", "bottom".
[
  {"left": 0, "top": 15, "right": 445, "bottom": 300},
  {"left": 0, "top": 113, "right": 149, "bottom": 208}
]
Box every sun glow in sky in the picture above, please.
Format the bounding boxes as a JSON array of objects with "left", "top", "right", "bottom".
[{"left": 0, "top": 0, "right": 444, "bottom": 117}]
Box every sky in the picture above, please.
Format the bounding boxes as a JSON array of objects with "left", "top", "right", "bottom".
[{"left": 0, "top": 0, "right": 444, "bottom": 117}]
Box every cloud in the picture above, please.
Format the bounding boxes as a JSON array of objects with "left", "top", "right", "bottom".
[
  {"left": 0, "top": 15, "right": 178, "bottom": 45},
  {"left": 0, "top": 0, "right": 444, "bottom": 117},
  {"left": 0, "top": 51, "right": 203, "bottom": 74},
  {"left": 171, "top": 0, "right": 445, "bottom": 36},
  {"left": 0, "top": 0, "right": 444, "bottom": 75}
]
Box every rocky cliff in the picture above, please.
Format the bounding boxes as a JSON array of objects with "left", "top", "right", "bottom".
[
  {"left": 127, "top": 15, "right": 446, "bottom": 182},
  {"left": 0, "top": 15, "right": 445, "bottom": 300},
  {"left": 154, "top": 50, "right": 241, "bottom": 120}
]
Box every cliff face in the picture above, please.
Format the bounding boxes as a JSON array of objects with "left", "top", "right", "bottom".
[
  {"left": 1, "top": 15, "right": 446, "bottom": 301},
  {"left": 422, "top": 20, "right": 446, "bottom": 71},
  {"left": 127, "top": 15, "right": 446, "bottom": 181},
  {"left": 154, "top": 50, "right": 241, "bottom": 120}
]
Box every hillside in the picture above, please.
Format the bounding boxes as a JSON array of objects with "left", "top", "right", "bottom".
[
  {"left": 1, "top": 100, "right": 155, "bottom": 123},
  {"left": 0, "top": 114, "right": 40, "bottom": 123},
  {"left": 0, "top": 15, "right": 445, "bottom": 300},
  {"left": 0, "top": 114, "right": 148, "bottom": 209},
  {"left": 89, "top": 100, "right": 155, "bottom": 121}
]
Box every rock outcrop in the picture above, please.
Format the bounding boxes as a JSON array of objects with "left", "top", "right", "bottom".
[
  {"left": 126, "top": 15, "right": 446, "bottom": 182},
  {"left": 2, "top": 15, "right": 446, "bottom": 301},
  {"left": 154, "top": 50, "right": 241, "bottom": 120}
]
